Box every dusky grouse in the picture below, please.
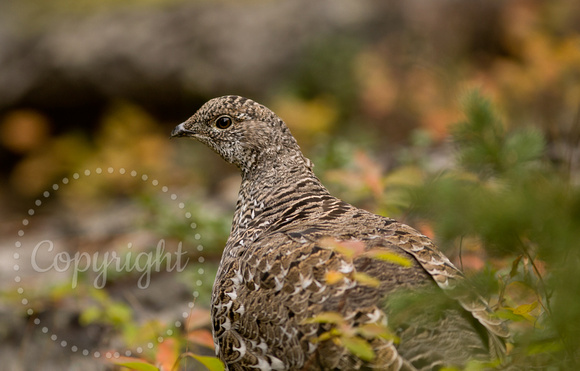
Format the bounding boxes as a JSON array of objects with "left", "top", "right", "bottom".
[{"left": 171, "top": 96, "right": 508, "bottom": 370}]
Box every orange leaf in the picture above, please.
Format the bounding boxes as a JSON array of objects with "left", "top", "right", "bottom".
[
  {"left": 187, "top": 329, "right": 216, "bottom": 349},
  {"left": 186, "top": 308, "right": 212, "bottom": 331},
  {"left": 325, "top": 270, "right": 345, "bottom": 285},
  {"left": 156, "top": 338, "right": 179, "bottom": 371}
]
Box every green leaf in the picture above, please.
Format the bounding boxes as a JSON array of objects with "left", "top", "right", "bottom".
[
  {"left": 302, "top": 311, "right": 345, "bottom": 325},
  {"left": 341, "top": 336, "right": 375, "bottom": 362},
  {"left": 79, "top": 306, "right": 101, "bottom": 325},
  {"left": 355, "top": 323, "right": 398, "bottom": 343},
  {"left": 183, "top": 353, "right": 225, "bottom": 371},
  {"left": 113, "top": 361, "right": 159, "bottom": 371},
  {"left": 509, "top": 255, "right": 523, "bottom": 278}
]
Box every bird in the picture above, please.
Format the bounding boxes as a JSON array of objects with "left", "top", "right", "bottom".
[{"left": 171, "top": 95, "right": 509, "bottom": 370}]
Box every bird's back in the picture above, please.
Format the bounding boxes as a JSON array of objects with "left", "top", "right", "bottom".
[{"left": 212, "top": 172, "right": 505, "bottom": 370}]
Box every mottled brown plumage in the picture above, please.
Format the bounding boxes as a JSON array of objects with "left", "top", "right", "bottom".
[{"left": 172, "top": 95, "right": 508, "bottom": 370}]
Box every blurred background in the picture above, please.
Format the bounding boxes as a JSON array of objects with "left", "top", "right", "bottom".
[{"left": 1, "top": 0, "right": 579, "bottom": 370}]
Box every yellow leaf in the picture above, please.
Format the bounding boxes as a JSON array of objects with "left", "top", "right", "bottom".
[
  {"left": 365, "top": 250, "right": 412, "bottom": 267},
  {"left": 353, "top": 272, "right": 380, "bottom": 287},
  {"left": 512, "top": 301, "right": 539, "bottom": 315},
  {"left": 302, "top": 311, "right": 346, "bottom": 325},
  {"left": 325, "top": 271, "right": 345, "bottom": 285}
]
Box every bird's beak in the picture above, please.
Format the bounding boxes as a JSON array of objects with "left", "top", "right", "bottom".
[{"left": 170, "top": 122, "right": 195, "bottom": 138}]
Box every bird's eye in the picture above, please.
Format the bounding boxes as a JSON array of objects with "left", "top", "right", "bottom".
[{"left": 215, "top": 116, "right": 233, "bottom": 129}]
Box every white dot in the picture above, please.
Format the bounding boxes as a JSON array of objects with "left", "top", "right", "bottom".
[
  {"left": 27, "top": 309, "right": 33, "bottom": 315},
  {"left": 195, "top": 234, "right": 201, "bottom": 240},
  {"left": 84, "top": 169, "right": 91, "bottom": 176},
  {"left": 61, "top": 340, "right": 67, "bottom": 347},
  {"left": 197, "top": 245, "right": 203, "bottom": 251},
  {"left": 190, "top": 222, "right": 196, "bottom": 229},
  {"left": 35, "top": 200, "right": 42, "bottom": 206},
  {"left": 96, "top": 168, "right": 102, "bottom": 174},
  {"left": 51, "top": 334, "right": 57, "bottom": 341},
  {"left": 188, "top": 302, "right": 195, "bottom": 308},
  {"left": 128, "top": 243, "right": 133, "bottom": 249},
  {"left": 14, "top": 276, "right": 21, "bottom": 283},
  {"left": 62, "top": 178, "right": 69, "bottom": 184},
  {"left": 193, "top": 291, "right": 200, "bottom": 298},
  {"left": 119, "top": 168, "right": 126, "bottom": 174},
  {"left": 157, "top": 337, "right": 164, "bottom": 343},
  {"left": 129, "top": 170, "right": 136, "bottom": 177},
  {"left": 34, "top": 318, "right": 40, "bottom": 325},
  {"left": 141, "top": 174, "right": 148, "bottom": 181},
  {"left": 198, "top": 268, "right": 204, "bottom": 274},
  {"left": 182, "top": 312, "right": 188, "bottom": 319},
  {"left": 18, "top": 230, "right": 24, "bottom": 236},
  {"left": 166, "top": 329, "right": 173, "bottom": 336},
  {"left": 73, "top": 173, "right": 80, "bottom": 179},
  {"left": 15, "top": 241, "right": 21, "bottom": 247},
  {"left": 52, "top": 184, "right": 59, "bottom": 190},
  {"left": 94, "top": 351, "right": 100, "bottom": 358},
  {"left": 185, "top": 212, "right": 192, "bottom": 219},
  {"left": 198, "top": 257, "right": 205, "bottom": 263},
  {"left": 170, "top": 194, "right": 177, "bottom": 200},
  {"left": 162, "top": 186, "right": 168, "bottom": 193},
  {"left": 136, "top": 347, "right": 143, "bottom": 353},
  {"left": 43, "top": 191, "right": 50, "bottom": 197},
  {"left": 22, "top": 219, "right": 29, "bottom": 225},
  {"left": 175, "top": 321, "right": 182, "bottom": 328},
  {"left": 105, "top": 352, "right": 112, "bottom": 359},
  {"left": 14, "top": 265, "right": 19, "bottom": 271},
  {"left": 82, "top": 349, "right": 89, "bottom": 356},
  {"left": 42, "top": 327, "right": 48, "bottom": 333},
  {"left": 28, "top": 209, "right": 34, "bottom": 216},
  {"left": 179, "top": 202, "right": 185, "bottom": 209},
  {"left": 125, "top": 350, "right": 132, "bottom": 357},
  {"left": 17, "top": 287, "right": 23, "bottom": 294},
  {"left": 72, "top": 346, "right": 78, "bottom": 352},
  {"left": 108, "top": 167, "right": 114, "bottom": 174},
  {"left": 147, "top": 343, "right": 154, "bottom": 349},
  {"left": 196, "top": 280, "right": 202, "bottom": 286},
  {"left": 13, "top": 252, "right": 19, "bottom": 259},
  {"left": 21, "top": 298, "right": 28, "bottom": 305},
  {"left": 113, "top": 352, "right": 120, "bottom": 358}
]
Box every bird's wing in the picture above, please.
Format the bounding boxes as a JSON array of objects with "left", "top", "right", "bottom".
[{"left": 377, "top": 222, "right": 509, "bottom": 356}]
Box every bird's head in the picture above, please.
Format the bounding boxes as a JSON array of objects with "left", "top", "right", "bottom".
[{"left": 171, "top": 95, "right": 310, "bottom": 174}]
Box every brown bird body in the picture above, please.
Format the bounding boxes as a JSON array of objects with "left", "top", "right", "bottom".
[{"left": 172, "top": 96, "right": 508, "bottom": 370}]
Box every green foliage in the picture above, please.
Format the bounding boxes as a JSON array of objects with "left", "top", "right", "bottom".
[{"left": 407, "top": 91, "right": 580, "bottom": 369}]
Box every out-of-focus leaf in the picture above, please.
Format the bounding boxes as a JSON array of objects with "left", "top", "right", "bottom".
[
  {"left": 510, "top": 255, "right": 523, "bottom": 278},
  {"left": 365, "top": 250, "right": 412, "bottom": 267},
  {"left": 353, "top": 272, "right": 380, "bottom": 287},
  {"left": 341, "top": 336, "right": 375, "bottom": 362},
  {"left": 112, "top": 358, "right": 159, "bottom": 371},
  {"left": 302, "top": 311, "right": 346, "bottom": 325},
  {"left": 187, "top": 329, "right": 216, "bottom": 349},
  {"left": 355, "top": 323, "right": 398, "bottom": 343},
  {"left": 325, "top": 270, "right": 345, "bottom": 285},
  {"left": 186, "top": 308, "right": 213, "bottom": 330},
  {"left": 182, "top": 353, "right": 225, "bottom": 371},
  {"left": 156, "top": 338, "right": 179, "bottom": 371},
  {"left": 512, "top": 301, "right": 539, "bottom": 315}
]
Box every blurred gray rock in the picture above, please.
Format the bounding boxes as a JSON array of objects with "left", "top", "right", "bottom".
[{"left": 0, "top": 0, "right": 378, "bottom": 110}]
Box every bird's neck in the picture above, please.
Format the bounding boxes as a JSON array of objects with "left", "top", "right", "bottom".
[{"left": 228, "top": 154, "right": 329, "bottom": 244}]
